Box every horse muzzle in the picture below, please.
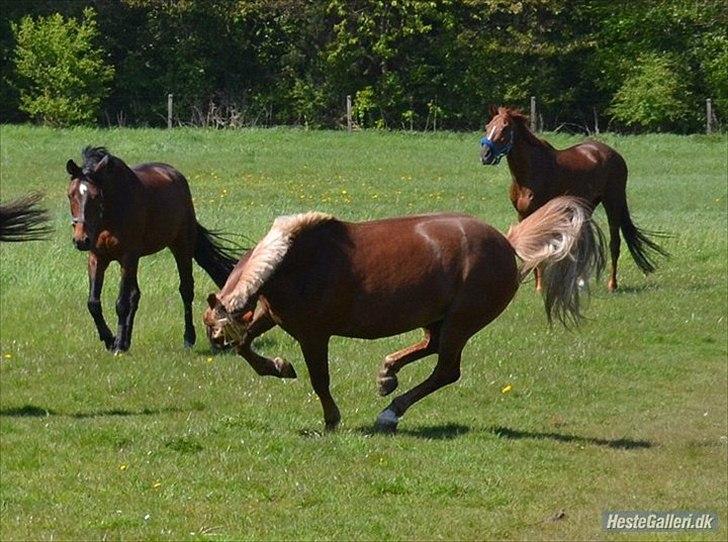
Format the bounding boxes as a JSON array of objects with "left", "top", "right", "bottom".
[{"left": 73, "top": 236, "right": 92, "bottom": 251}]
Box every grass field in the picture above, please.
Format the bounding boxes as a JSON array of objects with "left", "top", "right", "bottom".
[{"left": 0, "top": 125, "right": 726, "bottom": 540}]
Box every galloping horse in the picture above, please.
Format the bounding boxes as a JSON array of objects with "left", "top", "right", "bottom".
[
  {"left": 0, "top": 192, "right": 52, "bottom": 242},
  {"left": 480, "top": 106, "right": 666, "bottom": 291},
  {"left": 204, "top": 197, "right": 604, "bottom": 431},
  {"left": 66, "top": 147, "right": 239, "bottom": 353}
]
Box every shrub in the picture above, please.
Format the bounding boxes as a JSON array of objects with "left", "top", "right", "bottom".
[
  {"left": 12, "top": 7, "right": 114, "bottom": 126},
  {"left": 609, "top": 53, "right": 691, "bottom": 132}
]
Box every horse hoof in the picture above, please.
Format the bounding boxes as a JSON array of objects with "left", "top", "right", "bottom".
[
  {"left": 183, "top": 340, "right": 194, "bottom": 349},
  {"left": 375, "top": 409, "right": 399, "bottom": 433},
  {"left": 377, "top": 375, "right": 398, "bottom": 396},
  {"left": 274, "top": 357, "right": 297, "bottom": 379},
  {"left": 113, "top": 349, "right": 125, "bottom": 357}
]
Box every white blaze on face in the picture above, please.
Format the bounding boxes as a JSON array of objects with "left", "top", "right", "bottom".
[
  {"left": 78, "top": 182, "right": 88, "bottom": 196},
  {"left": 487, "top": 125, "right": 497, "bottom": 140}
]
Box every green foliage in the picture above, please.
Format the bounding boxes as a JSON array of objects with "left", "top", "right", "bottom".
[
  {"left": 1, "top": 0, "right": 726, "bottom": 131},
  {"left": 11, "top": 7, "right": 114, "bottom": 126},
  {"left": 609, "top": 53, "right": 691, "bottom": 132}
]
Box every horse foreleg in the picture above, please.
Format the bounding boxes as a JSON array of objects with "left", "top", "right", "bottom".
[
  {"left": 236, "top": 309, "right": 296, "bottom": 378},
  {"left": 300, "top": 338, "right": 340, "bottom": 430},
  {"left": 377, "top": 322, "right": 441, "bottom": 396},
  {"left": 87, "top": 253, "right": 114, "bottom": 350},
  {"left": 113, "top": 255, "right": 141, "bottom": 353}
]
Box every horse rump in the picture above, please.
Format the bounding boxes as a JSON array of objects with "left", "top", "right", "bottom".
[
  {"left": 506, "top": 196, "right": 606, "bottom": 326},
  {"left": 0, "top": 192, "right": 52, "bottom": 242}
]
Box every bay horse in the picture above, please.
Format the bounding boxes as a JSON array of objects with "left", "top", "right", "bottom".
[
  {"left": 65, "top": 146, "right": 240, "bottom": 354},
  {"left": 480, "top": 106, "right": 667, "bottom": 291},
  {"left": 0, "top": 192, "right": 52, "bottom": 242},
  {"left": 204, "top": 197, "right": 604, "bottom": 431}
]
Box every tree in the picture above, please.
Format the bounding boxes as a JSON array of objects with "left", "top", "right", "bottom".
[
  {"left": 609, "top": 53, "right": 691, "bottom": 132},
  {"left": 12, "top": 7, "right": 114, "bottom": 126}
]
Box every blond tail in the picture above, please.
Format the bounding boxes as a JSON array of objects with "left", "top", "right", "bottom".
[{"left": 506, "top": 197, "right": 605, "bottom": 326}]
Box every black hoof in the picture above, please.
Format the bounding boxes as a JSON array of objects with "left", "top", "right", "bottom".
[
  {"left": 274, "top": 357, "right": 297, "bottom": 379},
  {"left": 377, "top": 375, "right": 398, "bottom": 396},
  {"left": 375, "top": 409, "right": 399, "bottom": 433}
]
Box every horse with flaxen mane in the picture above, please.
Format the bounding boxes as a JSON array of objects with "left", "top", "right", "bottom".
[
  {"left": 66, "top": 146, "right": 240, "bottom": 354},
  {"left": 0, "top": 192, "right": 52, "bottom": 242},
  {"left": 204, "top": 197, "right": 604, "bottom": 432},
  {"left": 480, "top": 106, "right": 667, "bottom": 291}
]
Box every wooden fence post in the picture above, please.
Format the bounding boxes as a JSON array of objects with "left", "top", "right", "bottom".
[
  {"left": 530, "top": 96, "right": 536, "bottom": 132},
  {"left": 167, "top": 93, "right": 173, "bottom": 129},
  {"left": 346, "top": 95, "right": 352, "bottom": 133},
  {"left": 706, "top": 98, "right": 713, "bottom": 134}
]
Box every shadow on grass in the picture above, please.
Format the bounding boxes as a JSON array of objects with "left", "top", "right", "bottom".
[
  {"left": 489, "top": 426, "right": 653, "bottom": 450},
  {"left": 355, "top": 422, "right": 470, "bottom": 440},
  {"left": 0, "top": 404, "right": 191, "bottom": 418}
]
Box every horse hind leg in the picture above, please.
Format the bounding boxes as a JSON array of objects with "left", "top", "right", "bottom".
[
  {"left": 376, "top": 321, "right": 471, "bottom": 432},
  {"left": 603, "top": 199, "right": 623, "bottom": 292},
  {"left": 377, "top": 322, "right": 441, "bottom": 396},
  {"left": 171, "top": 246, "right": 196, "bottom": 348}
]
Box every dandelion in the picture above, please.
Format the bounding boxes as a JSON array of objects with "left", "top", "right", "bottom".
[
  {"left": 3, "top": 353, "right": 11, "bottom": 359},
  {"left": 119, "top": 464, "right": 128, "bottom": 471},
  {"left": 206, "top": 357, "right": 213, "bottom": 363},
  {"left": 153, "top": 481, "right": 162, "bottom": 489},
  {"left": 501, "top": 384, "right": 513, "bottom": 394}
]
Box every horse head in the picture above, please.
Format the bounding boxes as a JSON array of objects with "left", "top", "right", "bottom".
[
  {"left": 66, "top": 147, "right": 113, "bottom": 251},
  {"left": 203, "top": 293, "right": 253, "bottom": 350},
  {"left": 480, "top": 106, "right": 527, "bottom": 165}
]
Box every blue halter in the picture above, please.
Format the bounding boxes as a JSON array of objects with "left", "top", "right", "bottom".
[{"left": 480, "top": 130, "right": 514, "bottom": 164}]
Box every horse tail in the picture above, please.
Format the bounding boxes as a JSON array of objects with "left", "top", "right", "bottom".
[
  {"left": 619, "top": 204, "right": 668, "bottom": 274},
  {"left": 194, "top": 223, "right": 243, "bottom": 288},
  {"left": 0, "top": 192, "right": 52, "bottom": 242},
  {"left": 506, "top": 196, "right": 606, "bottom": 326}
]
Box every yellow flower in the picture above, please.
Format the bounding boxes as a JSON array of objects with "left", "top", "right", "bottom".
[
  {"left": 119, "top": 464, "right": 128, "bottom": 471},
  {"left": 206, "top": 357, "right": 213, "bottom": 363},
  {"left": 501, "top": 384, "right": 513, "bottom": 394},
  {"left": 153, "top": 481, "right": 162, "bottom": 489},
  {"left": 3, "top": 353, "right": 11, "bottom": 359}
]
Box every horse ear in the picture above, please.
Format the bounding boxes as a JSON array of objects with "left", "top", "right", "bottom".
[
  {"left": 66, "top": 159, "right": 82, "bottom": 178},
  {"left": 94, "top": 154, "right": 110, "bottom": 173},
  {"left": 488, "top": 104, "right": 499, "bottom": 117},
  {"left": 207, "top": 293, "right": 219, "bottom": 309}
]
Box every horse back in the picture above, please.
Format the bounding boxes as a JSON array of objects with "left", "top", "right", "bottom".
[
  {"left": 126, "top": 163, "right": 194, "bottom": 252},
  {"left": 261, "top": 214, "right": 518, "bottom": 339}
]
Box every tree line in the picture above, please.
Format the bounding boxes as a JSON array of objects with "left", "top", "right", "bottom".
[{"left": 1, "top": 0, "right": 726, "bottom": 132}]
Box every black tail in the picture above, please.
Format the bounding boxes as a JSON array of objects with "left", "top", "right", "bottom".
[
  {"left": 194, "top": 223, "right": 243, "bottom": 288},
  {"left": 620, "top": 206, "right": 669, "bottom": 274},
  {"left": 0, "top": 192, "right": 52, "bottom": 242}
]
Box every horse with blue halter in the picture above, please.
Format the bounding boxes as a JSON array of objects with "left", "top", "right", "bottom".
[
  {"left": 66, "top": 146, "right": 240, "bottom": 353},
  {"left": 481, "top": 106, "right": 666, "bottom": 291}
]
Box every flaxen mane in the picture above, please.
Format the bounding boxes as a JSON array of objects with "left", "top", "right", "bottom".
[{"left": 221, "top": 212, "right": 335, "bottom": 313}]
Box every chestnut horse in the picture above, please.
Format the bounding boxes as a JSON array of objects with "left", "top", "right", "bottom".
[
  {"left": 0, "top": 192, "right": 51, "bottom": 242},
  {"left": 204, "top": 197, "right": 604, "bottom": 431},
  {"left": 66, "top": 147, "right": 239, "bottom": 353},
  {"left": 480, "top": 106, "right": 666, "bottom": 291}
]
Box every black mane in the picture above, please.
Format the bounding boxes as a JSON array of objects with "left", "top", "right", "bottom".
[{"left": 81, "top": 146, "right": 112, "bottom": 175}]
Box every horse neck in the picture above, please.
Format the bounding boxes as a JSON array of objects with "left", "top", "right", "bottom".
[
  {"left": 506, "top": 123, "right": 552, "bottom": 186},
  {"left": 100, "top": 162, "right": 141, "bottom": 226}
]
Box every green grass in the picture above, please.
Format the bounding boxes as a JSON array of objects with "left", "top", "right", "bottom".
[{"left": 0, "top": 125, "right": 726, "bottom": 541}]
